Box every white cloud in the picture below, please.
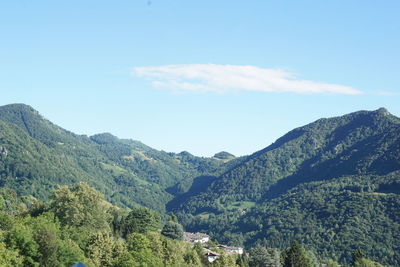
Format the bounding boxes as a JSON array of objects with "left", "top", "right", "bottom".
[{"left": 133, "top": 64, "right": 361, "bottom": 95}]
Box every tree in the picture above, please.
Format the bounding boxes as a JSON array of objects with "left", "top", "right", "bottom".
[
  {"left": 34, "top": 227, "right": 59, "bottom": 266},
  {"left": 184, "top": 249, "right": 202, "bottom": 266},
  {"left": 125, "top": 233, "right": 162, "bottom": 266},
  {"left": 161, "top": 221, "right": 184, "bottom": 240},
  {"left": 282, "top": 241, "right": 312, "bottom": 267},
  {"left": 237, "top": 253, "right": 250, "bottom": 267},
  {"left": 4, "top": 223, "right": 40, "bottom": 267},
  {"left": 161, "top": 237, "right": 189, "bottom": 266},
  {"left": 0, "top": 211, "right": 13, "bottom": 231},
  {"left": 30, "top": 213, "right": 62, "bottom": 267},
  {"left": 353, "top": 257, "right": 385, "bottom": 267},
  {"left": 249, "top": 245, "right": 281, "bottom": 267},
  {"left": 168, "top": 213, "right": 178, "bottom": 222},
  {"left": 122, "top": 208, "right": 160, "bottom": 236},
  {"left": 145, "top": 231, "right": 164, "bottom": 259},
  {"left": 0, "top": 241, "right": 23, "bottom": 266},
  {"left": 57, "top": 239, "right": 85, "bottom": 267},
  {"left": 50, "top": 183, "right": 110, "bottom": 230},
  {"left": 352, "top": 250, "right": 385, "bottom": 267},
  {"left": 326, "top": 259, "right": 339, "bottom": 267},
  {"left": 86, "top": 231, "right": 115, "bottom": 267},
  {"left": 211, "top": 253, "right": 238, "bottom": 267},
  {"left": 352, "top": 249, "right": 365, "bottom": 266},
  {"left": 193, "top": 242, "right": 205, "bottom": 257}
]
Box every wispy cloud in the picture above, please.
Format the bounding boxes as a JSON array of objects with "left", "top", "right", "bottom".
[{"left": 133, "top": 64, "right": 361, "bottom": 95}]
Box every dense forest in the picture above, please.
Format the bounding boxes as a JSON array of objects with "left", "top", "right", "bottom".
[
  {"left": 0, "top": 183, "right": 386, "bottom": 266},
  {"left": 0, "top": 104, "right": 399, "bottom": 266},
  {"left": 0, "top": 183, "right": 239, "bottom": 266}
]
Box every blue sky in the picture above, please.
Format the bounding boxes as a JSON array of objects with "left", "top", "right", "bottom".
[{"left": 1, "top": 1, "right": 399, "bottom": 156}]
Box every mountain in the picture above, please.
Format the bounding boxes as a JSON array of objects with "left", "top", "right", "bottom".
[
  {"left": 172, "top": 108, "right": 400, "bottom": 266},
  {"left": 0, "top": 104, "right": 235, "bottom": 212},
  {"left": 213, "top": 151, "right": 236, "bottom": 161},
  {"left": 0, "top": 103, "right": 399, "bottom": 265},
  {"left": 0, "top": 105, "right": 171, "bottom": 211}
]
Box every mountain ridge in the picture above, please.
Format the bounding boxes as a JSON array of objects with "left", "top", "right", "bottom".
[{"left": 172, "top": 106, "right": 400, "bottom": 211}]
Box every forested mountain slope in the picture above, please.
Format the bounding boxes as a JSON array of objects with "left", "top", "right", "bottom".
[
  {"left": 172, "top": 108, "right": 400, "bottom": 266},
  {"left": 90, "top": 132, "right": 241, "bottom": 190},
  {"left": 0, "top": 104, "right": 236, "bottom": 212},
  {"left": 173, "top": 108, "right": 400, "bottom": 213}
]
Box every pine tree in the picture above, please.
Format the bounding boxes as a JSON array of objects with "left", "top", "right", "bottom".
[{"left": 282, "top": 241, "right": 312, "bottom": 267}]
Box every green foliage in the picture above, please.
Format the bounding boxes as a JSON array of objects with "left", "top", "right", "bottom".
[
  {"left": 213, "top": 151, "right": 236, "bottom": 161},
  {"left": 125, "top": 233, "right": 163, "bottom": 266},
  {"left": 0, "top": 239, "right": 23, "bottom": 266},
  {"left": 161, "top": 221, "right": 184, "bottom": 240},
  {"left": 57, "top": 239, "right": 85, "bottom": 267},
  {"left": 4, "top": 222, "right": 40, "bottom": 267},
  {"left": 30, "top": 213, "right": 62, "bottom": 267},
  {"left": 50, "top": 182, "right": 111, "bottom": 230},
  {"left": 122, "top": 207, "right": 160, "bottom": 236},
  {"left": 236, "top": 253, "right": 250, "bottom": 267},
  {"left": 354, "top": 257, "right": 386, "bottom": 267},
  {"left": 211, "top": 253, "right": 238, "bottom": 267},
  {"left": 161, "top": 237, "right": 198, "bottom": 266},
  {"left": 326, "top": 259, "right": 339, "bottom": 267},
  {"left": 0, "top": 183, "right": 208, "bottom": 267},
  {"left": 282, "top": 241, "right": 312, "bottom": 267},
  {"left": 184, "top": 249, "right": 202, "bottom": 266},
  {"left": 249, "top": 245, "right": 281, "bottom": 267},
  {"left": 86, "top": 231, "right": 115, "bottom": 267},
  {"left": 0, "top": 211, "right": 13, "bottom": 231},
  {"left": 353, "top": 249, "right": 365, "bottom": 266}
]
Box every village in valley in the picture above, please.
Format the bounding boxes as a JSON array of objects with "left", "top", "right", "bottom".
[{"left": 184, "top": 232, "right": 244, "bottom": 263}]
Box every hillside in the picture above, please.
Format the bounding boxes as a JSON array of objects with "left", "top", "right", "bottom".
[
  {"left": 172, "top": 108, "right": 400, "bottom": 266},
  {"left": 90, "top": 133, "right": 241, "bottom": 190},
  {"left": 0, "top": 104, "right": 235, "bottom": 212}
]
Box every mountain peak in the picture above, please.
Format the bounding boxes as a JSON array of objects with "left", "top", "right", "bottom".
[
  {"left": 375, "top": 107, "right": 390, "bottom": 116},
  {"left": 90, "top": 133, "right": 119, "bottom": 144},
  {"left": 178, "top": 151, "right": 193, "bottom": 157},
  {"left": 0, "top": 103, "right": 76, "bottom": 145},
  {"left": 0, "top": 103, "right": 39, "bottom": 113},
  {"left": 213, "top": 151, "right": 235, "bottom": 160}
]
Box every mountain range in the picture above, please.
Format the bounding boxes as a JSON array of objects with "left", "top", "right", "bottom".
[
  {"left": 0, "top": 103, "right": 238, "bottom": 212},
  {"left": 0, "top": 103, "right": 399, "bottom": 265}
]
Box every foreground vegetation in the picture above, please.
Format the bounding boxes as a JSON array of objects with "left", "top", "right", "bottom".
[
  {"left": 0, "top": 183, "right": 388, "bottom": 267},
  {"left": 0, "top": 183, "right": 220, "bottom": 266}
]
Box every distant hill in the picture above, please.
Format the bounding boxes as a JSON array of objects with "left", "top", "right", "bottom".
[
  {"left": 172, "top": 108, "right": 400, "bottom": 266},
  {"left": 90, "top": 133, "right": 238, "bottom": 189},
  {"left": 213, "top": 151, "right": 236, "bottom": 161}
]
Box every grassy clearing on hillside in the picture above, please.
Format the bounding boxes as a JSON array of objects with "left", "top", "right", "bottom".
[{"left": 226, "top": 201, "right": 256, "bottom": 211}]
